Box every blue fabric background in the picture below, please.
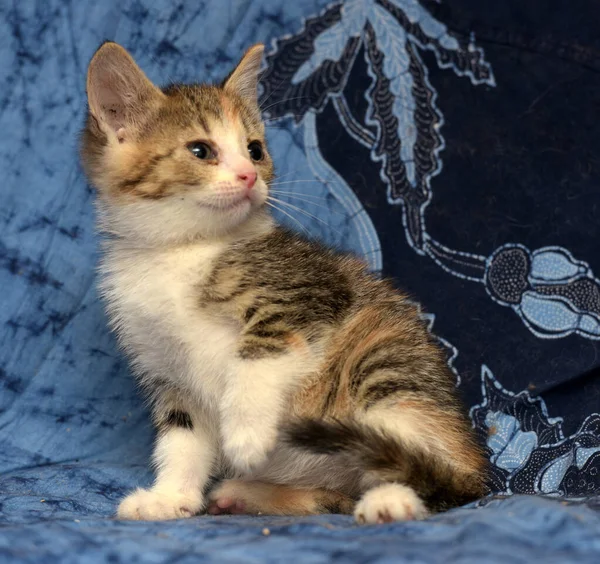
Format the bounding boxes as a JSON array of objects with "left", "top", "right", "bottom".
[{"left": 1, "top": 0, "right": 599, "bottom": 561}]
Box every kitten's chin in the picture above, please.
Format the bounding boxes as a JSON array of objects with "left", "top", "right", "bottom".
[
  {"left": 191, "top": 190, "right": 268, "bottom": 236},
  {"left": 97, "top": 197, "right": 271, "bottom": 247},
  {"left": 185, "top": 203, "right": 273, "bottom": 243},
  {"left": 196, "top": 201, "right": 254, "bottom": 234}
]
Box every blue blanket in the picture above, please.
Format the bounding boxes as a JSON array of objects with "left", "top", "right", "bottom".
[{"left": 1, "top": 0, "right": 599, "bottom": 561}]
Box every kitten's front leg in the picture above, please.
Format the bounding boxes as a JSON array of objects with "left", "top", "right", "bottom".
[
  {"left": 220, "top": 355, "right": 298, "bottom": 474},
  {"left": 118, "top": 407, "right": 216, "bottom": 521}
]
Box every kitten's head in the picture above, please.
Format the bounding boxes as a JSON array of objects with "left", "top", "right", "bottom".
[{"left": 81, "top": 42, "right": 274, "bottom": 244}]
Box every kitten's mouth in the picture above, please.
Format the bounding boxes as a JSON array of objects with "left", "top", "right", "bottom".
[{"left": 199, "top": 196, "right": 252, "bottom": 213}]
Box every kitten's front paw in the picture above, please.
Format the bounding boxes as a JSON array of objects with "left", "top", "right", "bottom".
[
  {"left": 222, "top": 427, "right": 276, "bottom": 474},
  {"left": 117, "top": 488, "right": 203, "bottom": 521}
]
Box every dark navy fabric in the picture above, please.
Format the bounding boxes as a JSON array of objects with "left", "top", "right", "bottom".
[{"left": 1, "top": 0, "right": 599, "bottom": 561}]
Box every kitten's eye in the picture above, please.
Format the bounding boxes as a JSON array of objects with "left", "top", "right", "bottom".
[
  {"left": 248, "top": 141, "right": 264, "bottom": 162},
  {"left": 188, "top": 142, "right": 214, "bottom": 160}
]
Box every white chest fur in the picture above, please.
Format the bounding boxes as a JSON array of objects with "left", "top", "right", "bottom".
[{"left": 99, "top": 240, "right": 239, "bottom": 406}]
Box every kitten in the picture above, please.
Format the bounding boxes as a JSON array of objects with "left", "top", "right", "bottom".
[{"left": 80, "top": 41, "right": 487, "bottom": 524}]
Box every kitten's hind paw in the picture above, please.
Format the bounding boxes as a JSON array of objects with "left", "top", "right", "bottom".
[
  {"left": 117, "top": 488, "right": 203, "bottom": 521},
  {"left": 206, "top": 480, "right": 256, "bottom": 515},
  {"left": 354, "top": 483, "right": 428, "bottom": 525}
]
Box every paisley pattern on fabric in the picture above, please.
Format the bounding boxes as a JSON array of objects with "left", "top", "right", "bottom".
[{"left": 472, "top": 366, "right": 600, "bottom": 497}]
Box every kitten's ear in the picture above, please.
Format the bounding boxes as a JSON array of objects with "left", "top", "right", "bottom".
[
  {"left": 223, "top": 44, "right": 264, "bottom": 104},
  {"left": 86, "top": 42, "right": 164, "bottom": 141}
]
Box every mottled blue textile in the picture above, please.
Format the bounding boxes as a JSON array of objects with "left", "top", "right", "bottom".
[
  {"left": 2, "top": 485, "right": 600, "bottom": 563},
  {"left": 1, "top": 0, "right": 599, "bottom": 562}
]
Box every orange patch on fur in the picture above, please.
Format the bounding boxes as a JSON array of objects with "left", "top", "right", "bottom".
[
  {"left": 290, "top": 372, "right": 331, "bottom": 419},
  {"left": 326, "top": 307, "right": 400, "bottom": 416},
  {"left": 394, "top": 398, "right": 487, "bottom": 477},
  {"left": 285, "top": 332, "right": 308, "bottom": 352},
  {"left": 209, "top": 480, "right": 353, "bottom": 516},
  {"left": 288, "top": 308, "right": 391, "bottom": 420},
  {"left": 220, "top": 94, "right": 240, "bottom": 126}
]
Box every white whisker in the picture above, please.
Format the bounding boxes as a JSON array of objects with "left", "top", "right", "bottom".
[
  {"left": 270, "top": 189, "right": 329, "bottom": 201},
  {"left": 271, "top": 169, "right": 302, "bottom": 182},
  {"left": 260, "top": 96, "right": 308, "bottom": 114},
  {"left": 268, "top": 197, "right": 343, "bottom": 237},
  {"left": 263, "top": 114, "right": 305, "bottom": 124},
  {"left": 259, "top": 77, "right": 289, "bottom": 111},
  {"left": 269, "top": 180, "right": 323, "bottom": 186},
  {"left": 269, "top": 192, "right": 344, "bottom": 216},
  {"left": 265, "top": 200, "right": 312, "bottom": 238}
]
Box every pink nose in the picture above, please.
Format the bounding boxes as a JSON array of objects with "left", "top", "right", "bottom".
[{"left": 238, "top": 170, "right": 257, "bottom": 190}]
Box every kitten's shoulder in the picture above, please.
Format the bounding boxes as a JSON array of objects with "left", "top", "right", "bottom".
[
  {"left": 209, "top": 227, "right": 366, "bottom": 293},
  {"left": 235, "top": 226, "right": 361, "bottom": 268}
]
